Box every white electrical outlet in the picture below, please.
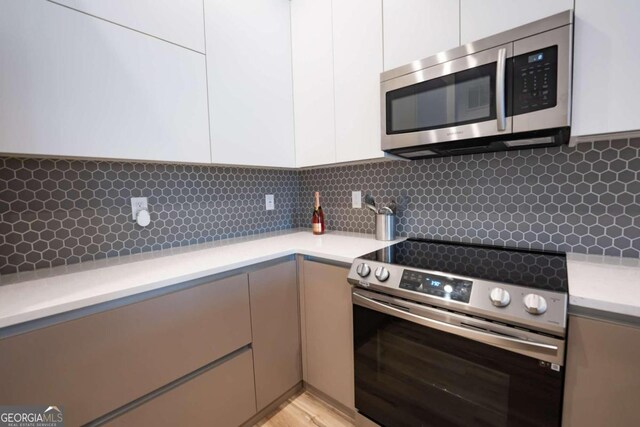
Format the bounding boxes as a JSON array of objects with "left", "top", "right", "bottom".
[
  {"left": 265, "top": 194, "right": 275, "bottom": 210},
  {"left": 352, "top": 191, "right": 362, "bottom": 208},
  {"left": 130, "top": 197, "right": 148, "bottom": 219}
]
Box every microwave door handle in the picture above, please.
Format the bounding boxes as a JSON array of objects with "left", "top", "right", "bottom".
[
  {"left": 496, "top": 47, "right": 507, "bottom": 131},
  {"left": 353, "top": 291, "right": 560, "bottom": 362}
]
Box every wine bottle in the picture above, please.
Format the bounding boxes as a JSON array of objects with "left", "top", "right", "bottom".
[{"left": 312, "top": 192, "right": 325, "bottom": 235}]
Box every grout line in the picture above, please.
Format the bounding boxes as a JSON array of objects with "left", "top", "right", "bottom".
[{"left": 46, "top": 0, "right": 205, "bottom": 55}]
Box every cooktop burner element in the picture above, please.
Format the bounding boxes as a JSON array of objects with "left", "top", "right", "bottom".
[{"left": 348, "top": 238, "right": 569, "bottom": 337}]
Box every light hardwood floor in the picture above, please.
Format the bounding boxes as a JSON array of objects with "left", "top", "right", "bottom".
[{"left": 254, "top": 391, "right": 354, "bottom": 427}]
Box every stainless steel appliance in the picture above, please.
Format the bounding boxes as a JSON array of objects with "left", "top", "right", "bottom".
[
  {"left": 348, "top": 239, "right": 568, "bottom": 426},
  {"left": 381, "top": 11, "right": 573, "bottom": 159}
]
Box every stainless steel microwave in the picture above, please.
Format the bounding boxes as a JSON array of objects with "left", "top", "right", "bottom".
[{"left": 381, "top": 11, "right": 573, "bottom": 159}]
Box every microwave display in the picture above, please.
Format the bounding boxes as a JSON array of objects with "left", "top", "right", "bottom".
[{"left": 528, "top": 52, "right": 544, "bottom": 63}]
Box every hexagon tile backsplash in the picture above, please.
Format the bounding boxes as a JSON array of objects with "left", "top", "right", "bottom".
[
  {"left": 297, "top": 138, "right": 639, "bottom": 258},
  {"left": 1, "top": 137, "right": 639, "bottom": 275},
  {"left": 0, "top": 159, "right": 298, "bottom": 275}
]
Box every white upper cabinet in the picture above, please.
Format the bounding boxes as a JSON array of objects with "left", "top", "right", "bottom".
[
  {"left": 291, "top": 0, "right": 337, "bottom": 168},
  {"left": 204, "top": 0, "right": 295, "bottom": 168},
  {"left": 572, "top": 0, "right": 640, "bottom": 136},
  {"left": 51, "top": 0, "right": 206, "bottom": 52},
  {"left": 292, "top": 0, "right": 385, "bottom": 167},
  {"left": 460, "top": 0, "right": 573, "bottom": 45},
  {"left": 383, "top": 0, "right": 460, "bottom": 71},
  {"left": 333, "top": 0, "right": 384, "bottom": 163},
  {"left": 0, "top": 0, "right": 210, "bottom": 164}
]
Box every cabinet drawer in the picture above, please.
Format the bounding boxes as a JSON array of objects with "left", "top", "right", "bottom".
[
  {"left": 106, "top": 348, "right": 257, "bottom": 427},
  {"left": 0, "top": 274, "right": 251, "bottom": 427}
]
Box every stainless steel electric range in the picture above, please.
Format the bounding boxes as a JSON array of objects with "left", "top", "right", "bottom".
[{"left": 347, "top": 239, "right": 569, "bottom": 427}]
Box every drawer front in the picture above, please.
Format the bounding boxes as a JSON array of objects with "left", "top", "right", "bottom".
[
  {"left": 0, "top": 273, "right": 251, "bottom": 426},
  {"left": 106, "top": 348, "right": 257, "bottom": 427}
]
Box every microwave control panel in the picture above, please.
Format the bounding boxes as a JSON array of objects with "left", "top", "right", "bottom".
[
  {"left": 512, "top": 45, "right": 558, "bottom": 115},
  {"left": 399, "top": 269, "right": 473, "bottom": 303}
]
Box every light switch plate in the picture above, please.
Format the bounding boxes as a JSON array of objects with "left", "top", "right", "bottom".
[
  {"left": 131, "top": 197, "right": 148, "bottom": 219},
  {"left": 265, "top": 194, "right": 275, "bottom": 211},
  {"left": 352, "top": 191, "right": 362, "bottom": 208}
]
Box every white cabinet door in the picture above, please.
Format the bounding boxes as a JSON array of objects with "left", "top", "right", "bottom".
[
  {"left": 205, "top": 0, "right": 295, "bottom": 168},
  {"left": 291, "top": 0, "right": 337, "bottom": 167},
  {"left": 572, "top": 0, "right": 640, "bottom": 136},
  {"left": 0, "top": 1, "right": 210, "bottom": 164},
  {"left": 460, "top": 0, "right": 573, "bottom": 45},
  {"left": 333, "top": 0, "right": 385, "bottom": 163},
  {"left": 51, "top": 0, "right": 206, "bottom": 53},
  {"left": 383, "top": 0, "right": 459, "bottom": 71}
]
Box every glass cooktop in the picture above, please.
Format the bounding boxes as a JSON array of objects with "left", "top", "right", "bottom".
[{"left": 360, "top": 239, "right": 568, "bottom": 293}]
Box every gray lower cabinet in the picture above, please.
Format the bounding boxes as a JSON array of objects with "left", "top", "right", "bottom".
[
  {"left": 0, "top": 273, "right": 252, "bottom": 427},
  {"left": 563, "top": 315, "right": 640, "bottom": 426},
  {"left": 301, "top": 260, "right": 355, "bottom": 411},
  {"left": 105, "top": 348, "right": 256, "bottom": 427},
  {"left": 249, "top": 260, "right": 302, "bottom": 411}
]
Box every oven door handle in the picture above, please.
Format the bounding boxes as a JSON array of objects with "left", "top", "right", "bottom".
[
  {"left": 353, "top": 292, "right": 561, "bottom": 363},
  {"left": 496, "top": 47, "right": 507, "bottom": 131}
]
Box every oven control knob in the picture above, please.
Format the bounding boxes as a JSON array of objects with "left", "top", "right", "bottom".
[
  {"left": 523, "top": 293, "right": 548, "bottom": 315},
  {"left": 374, "top": 266, "right": 390, "bottom": 282},
  {"left": 356, "top": 263, "right": 371, "bottom": 278},
  {"left": 489, "top": 287, "right": 511, "bottom": 307}
]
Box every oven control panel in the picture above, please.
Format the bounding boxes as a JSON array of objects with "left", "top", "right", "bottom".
[
  {"left": 347, "top": 260, "right": 567, "bottom": 336},
  {"left": 399, "top": 269, "right": 473, "bottom": 303}
]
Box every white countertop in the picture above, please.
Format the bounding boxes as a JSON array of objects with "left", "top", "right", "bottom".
[
  {"left": 567, "top": 253, "right": 640, "bottom": 319},
  {"left": 0, "top": 230, "right": 404, "bottom": 329},
  {"left": 1, "top": 230, "right": 639, "bottom": 329}
]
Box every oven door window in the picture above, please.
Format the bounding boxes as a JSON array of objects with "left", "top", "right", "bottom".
[
  {"left": 386, "top": 62, "right": 496, "bottom": 134},
  {"left": 353, "top": 304, "right": 563, "bottom": 427}
]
